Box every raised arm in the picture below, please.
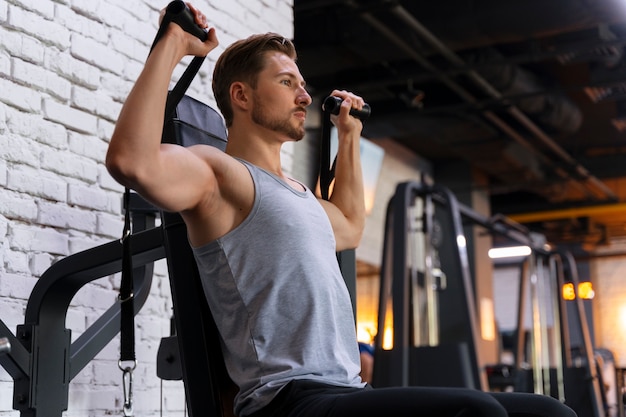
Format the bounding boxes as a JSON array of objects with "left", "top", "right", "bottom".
[
  {"left": 319, "top": 90, "right": 367, "bottom": 251},
  {"left": 105, "top": 4, "right": 219, "bottom": 213}
]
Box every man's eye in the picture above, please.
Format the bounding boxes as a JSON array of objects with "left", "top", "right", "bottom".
[{"left": 281, "top": 79, "right": 291, "bottom": 86}]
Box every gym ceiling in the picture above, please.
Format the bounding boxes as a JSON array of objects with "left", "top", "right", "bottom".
[{"left": 293, "top": 0, "right": 626, "bottom": 250}]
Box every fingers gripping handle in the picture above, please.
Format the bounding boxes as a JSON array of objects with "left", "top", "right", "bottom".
[
  {"left": 165, "top": 0, "right": 208, "bottom": 41},
  {"left": 322, "top": 96, "right": 371, "bottom": 121},
  {"left": 150, "top": 0, "right": 208, "bottom": 53}
]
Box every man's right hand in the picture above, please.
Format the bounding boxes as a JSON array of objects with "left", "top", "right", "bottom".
[{"left": 160, "top": 2, "right": 219, "bottom": 57}]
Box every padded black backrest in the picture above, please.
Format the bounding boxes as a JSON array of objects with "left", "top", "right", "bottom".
[
  {"left": 160, "top": 95, "right": 237, "bottom": 417},
  {"left": 163, "top": 94, "right": 227, "bottom": 151}
]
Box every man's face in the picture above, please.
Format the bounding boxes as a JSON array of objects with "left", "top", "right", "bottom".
[{"left": 251, "top": 52, "right": 312, "bottom": 141}]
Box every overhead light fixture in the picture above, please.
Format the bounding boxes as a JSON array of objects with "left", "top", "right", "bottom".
[{"left": 488, "top": 245, "right": 532, "bottom": 259}]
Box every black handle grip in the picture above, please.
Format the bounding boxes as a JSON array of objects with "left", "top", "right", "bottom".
[
  {"left": 149, "top": 1, "right": 208, "bottom": 54},
  {"left": 322, "top": 96, "right": 371, "bottom": 121},
  {"left": 165, "top": 0, "right": 208, "bottom": 41}
]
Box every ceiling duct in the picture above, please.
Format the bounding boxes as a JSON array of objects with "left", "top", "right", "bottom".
[
  {"left": 464, "top": 48, "right": 583, "bottom": 135},
  {"left": 294, "top": 0, "right": 626, "bottom": 245},
  {"left": 333, "top": 0, "right": 616, "bottom": 202}
]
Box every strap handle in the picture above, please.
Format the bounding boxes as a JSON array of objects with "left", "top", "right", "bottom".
[
  {"left": 119, "top": 188, "right": 135, "bottom": 363},
  {"left": 117, "top": 0, "right": 209, "bottom": 389},
  {"left": 319, "top": 106, "right": 333, "bottom": 201},
  {"left": 149, "top": 0, "right": 208, "bottom": 122},
  {"left": 119, "top": 189, "right": 136, "bottom": 416},
  {"left": 318, "top": 95, "right": 371, "bottom": 200}
]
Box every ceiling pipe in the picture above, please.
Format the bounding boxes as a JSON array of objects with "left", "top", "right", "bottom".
[
  {"left": 338, "top": 0, "right": 616, "bottom": 201},
  {"left": 338, "top": 36, "right": 626, "bottom": 109},
  {"left": 465, "top": 48, "right": 583, "bottom": 135},
  {"left": 388, "top": 0, "right": 626, "bottom": 52},
  {"left": 387, "top": 4, "right": 618, "bottom": 202},
  {"left": 349, "top": 5, "right": 596, "bottom": 199},
  {"left": 346, "top": 7, "right": 589, "bottom": 192}
]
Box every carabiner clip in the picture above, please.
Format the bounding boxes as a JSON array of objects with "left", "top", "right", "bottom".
[{"left": 120, "top": 361, "right": 136, "bottom": 417}]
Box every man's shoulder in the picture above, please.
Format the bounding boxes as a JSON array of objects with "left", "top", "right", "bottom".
[{"left": 189, "top": 145, "right": 244, "bottom": 175}]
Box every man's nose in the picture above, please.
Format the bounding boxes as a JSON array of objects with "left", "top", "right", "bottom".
[{"left": 298, "top": 88, "right": 312, "bottom": 107}]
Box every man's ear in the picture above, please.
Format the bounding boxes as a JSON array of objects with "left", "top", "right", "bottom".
[{"left": 230, "top": 81, "right": 250, "bottom": 111}]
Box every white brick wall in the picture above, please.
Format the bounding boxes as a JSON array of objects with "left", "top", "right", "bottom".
[{"left": 0, "top": 1, "right": 294, "bottom": 415}]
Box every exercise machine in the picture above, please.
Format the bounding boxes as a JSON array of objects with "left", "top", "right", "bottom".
[
  {"left": 372, "top": 181, "right": 515, "bottom": 390},
  {"left": 372, "top": 180, "right": 608, "bottom": 417}
]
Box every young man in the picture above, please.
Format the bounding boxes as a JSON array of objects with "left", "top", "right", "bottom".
[{"left": 107, "top": 4, "right": 577, "bottom": 417}]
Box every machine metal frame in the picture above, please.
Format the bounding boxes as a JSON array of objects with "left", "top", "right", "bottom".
[{"left": 372, "top": 181, "right": 605, "bottom": 417}]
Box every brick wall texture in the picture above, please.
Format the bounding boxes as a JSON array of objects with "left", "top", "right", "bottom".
[{"left": 0, "top": 1, "right": 294, "bottom": 415}]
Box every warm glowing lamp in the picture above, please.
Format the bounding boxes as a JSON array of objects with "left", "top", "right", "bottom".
[
  {"left": 578, "top": 282, "right": 595, "bottom": 300},
  {"left": 562, "top": 282, "right": 594, "bottom": 300},
  {"left": 562, "top": 283, "right": 576, "bottom": 300}
]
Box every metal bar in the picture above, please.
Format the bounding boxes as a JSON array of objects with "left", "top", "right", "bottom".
[
  {"left": 70, "top": 212, "right": 157, "bottom": 378},
  {"left": 392, "top": 182, "right": 412, "bottom": 387},
  {"left": 12, "top": 212, "right": 163, "bottom": 416},
  {"left": 69, "top": 263, "right": 155, "bottom": 379},
  {"left": 23, "top": 226, "right": 163, "bottom": 325},
  {"left": 375, "top": 200, "right": 393, "bottom": 349},
  {"left": 422, "top": 196, "right": 439, "bottom": 346},
  {"left": 429, "top": 192, "right": 547, "bottom": 253},
  {"left": 562, "top": 251, "right": 605, "bottom": 417},
  {"left": 548, "top": 254, "right": 566, "bottom": 402},
  {"left": 407, "top": 200, "right": 422, "bottom": 347},
  {"left": 553, "top": 256, "right": 573, "bottom": 368},
  {"left": 434, "top": 185, "right": 487, "bottom": 390},
  {"left": 372, "top": 196, "right": 396, "bottom": 386},
  {"left": 0, "top": 337, "right": 9, "bottom": 354},
  {"left": 529, "top": 253, "right": 544, "bottom": 395},
  {"left": 0, "top": 321, "right": 28, "bottom": 380},
  {"left": 515, "top": 260, "right": 529, "bottom": 370},
  {"left": 537, "top": 257, "right": 551, "bottom": 395}
]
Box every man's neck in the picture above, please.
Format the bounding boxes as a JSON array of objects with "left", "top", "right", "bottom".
[{"left": 227, "top": 133, "right": 285, "bottom": 177}]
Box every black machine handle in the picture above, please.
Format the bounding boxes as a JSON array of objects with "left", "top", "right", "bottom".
[
  {"left": 319, "top": 96, "right": 372, "bottom": 200},
  {"left": 150, "top": 0, "right": 208, "bottom": 53},
  {"left": 146, "top": 0, "right": 212, "bottom": 121},
  {"left": 164, "top": 0, "right": 208, "bottom": 41},
  {"left": 322, "top": 96, "right": 371, "bottom": 121}
]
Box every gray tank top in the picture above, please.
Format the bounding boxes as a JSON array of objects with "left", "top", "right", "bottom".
[{"left": 191, "top": 160, "right": 364, "bottom": 417}]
